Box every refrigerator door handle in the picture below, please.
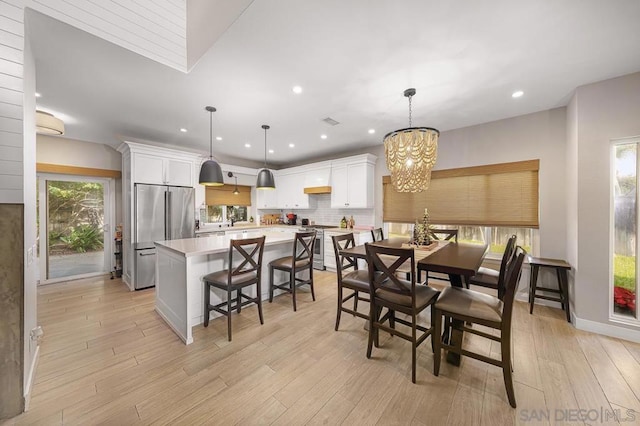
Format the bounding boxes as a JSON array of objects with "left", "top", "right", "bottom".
[
  {"left": 167, "top": 190, "right": 172, "bottom": 240},
  {"left": 164, "top": 191, "right": 171, "bottom": 240}
]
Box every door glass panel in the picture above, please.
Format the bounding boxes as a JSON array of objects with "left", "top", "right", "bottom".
[
  {"left": 613, "top": 143, "right": 637, "bottom": 318},
  {"left": 47, "top": 180, "right": 106, "bottom": 279}
]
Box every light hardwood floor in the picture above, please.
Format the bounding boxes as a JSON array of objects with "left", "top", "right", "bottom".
[{"left": 4, "top": 271, "right": 640, "bottom": 425}]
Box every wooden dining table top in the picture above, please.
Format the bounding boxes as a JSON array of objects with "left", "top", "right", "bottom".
[{"left": 339, "top": 238, "right": 488, "bottom": 280}]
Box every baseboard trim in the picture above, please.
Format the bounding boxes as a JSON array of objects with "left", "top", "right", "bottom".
[
  {"left": 573, "top": 313, "right": 640, "bottom": 343},
  {"left": 23, "top": 344, "right": 40, "bottom": 411}
]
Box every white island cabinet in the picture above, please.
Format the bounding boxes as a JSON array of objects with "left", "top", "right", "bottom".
[{"left": 154, "top": 231, "right": 296, "bottom": 344}]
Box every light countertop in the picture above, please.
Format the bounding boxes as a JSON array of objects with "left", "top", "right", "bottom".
[
  {"left": 324, "top": 227, "right": 373, "bottom": 234},
  {"left": 195, "top": 224, "right": 296, "bottom": 234},
  {"left": 155, "top": 231, "right": 296, "bottom": 258}
]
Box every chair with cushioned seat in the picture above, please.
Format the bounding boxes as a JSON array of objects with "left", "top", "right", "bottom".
[
  {"left": 365, "top": 243, "right": 440, "bottom": 383},
  {"left": 469, "top": 234, "right": 516, "bottom": 298},
  {"left": 269, "top": 231, "right": 316, "bottom": 311},
  {"left": 371, "top": 227, "right": 384, "bottom": 242},
  {"left": 429, "top": 228, "right": 458, "bottom": 243},
  {"left": 425, "top": 228, "right": 459, "bottom": 284},
  {"left": 203, "top": 236, "right": 266, "bottom": 341},
  {"left": 433, "top": 246, "right": 526, "bottom": 408},
  {"left": 332, "top": 233, "right": 371, "bottom": 330}
]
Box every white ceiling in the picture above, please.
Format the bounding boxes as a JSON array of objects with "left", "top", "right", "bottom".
[{"left": 30, "top": 0, "right": 640, "bottom": 167}]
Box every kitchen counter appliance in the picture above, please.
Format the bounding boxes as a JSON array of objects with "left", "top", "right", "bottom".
[
  {"left": 134, "top": 184, "right": 195, "bottom": 289},
  {"left": 300, "top": 224, "right": 334, "bottom": 270}
]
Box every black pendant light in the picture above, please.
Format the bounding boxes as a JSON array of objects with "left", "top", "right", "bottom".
[
  {"left": 228, "top": 171, "right": 240, "bottom": 194},
  {"left": 199, "top": 106, "right": 224, "bottom": 186},
  {"left": 256, "top": 124, "right": 276, "bottom": 189}
]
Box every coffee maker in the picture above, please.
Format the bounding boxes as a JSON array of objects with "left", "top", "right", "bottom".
[{"left": 286, "top": 213, "right": 297, "bottom": 225}]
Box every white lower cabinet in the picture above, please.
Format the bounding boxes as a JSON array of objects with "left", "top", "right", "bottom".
[{"left": 324, "top": 230, "right": 373, "bottom": 271}]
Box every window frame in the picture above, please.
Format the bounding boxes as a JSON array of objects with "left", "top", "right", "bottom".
[
  {"left": 610, "top": 136, "right": 640, "bottom": 325},
  {"left": 383, "top": 222, "right": 536, "bottom": 260}
]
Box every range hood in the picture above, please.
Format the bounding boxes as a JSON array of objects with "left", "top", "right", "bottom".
[{"left": 303, "top": 165, "right": 331, "bottom": 194}]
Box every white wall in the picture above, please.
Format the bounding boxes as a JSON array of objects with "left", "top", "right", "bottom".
[
  {"left": 22, "top": 7, "right": 38, "bottom": 407},
  {"left": 37, "top": 134, "right": 122, "bottom": 170},
  {"left": 0, "top": 0, "right": 25, "bottom": 203},
  {"left": 573, "top": 72, "right": 640, "bottom": 327},
  {"left": 367, "top": 108, "right": 568, "bottom": 259}
]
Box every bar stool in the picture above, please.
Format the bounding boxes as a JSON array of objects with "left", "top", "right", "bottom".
[
  {"left": 269, "top": 231, "right": 316, "bottom": 311},
  {"left": 203, "top": 236, "right": 266, "bottom": 341},
  {"left": 528, "top": 256, "right": 572, "bottom": 322}
]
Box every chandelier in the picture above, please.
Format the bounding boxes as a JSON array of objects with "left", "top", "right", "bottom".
[{"left": 383, "top": 88, "right": 439, "bottom": 193}]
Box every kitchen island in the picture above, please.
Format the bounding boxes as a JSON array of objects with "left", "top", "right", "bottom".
[{"left": 155, "top": 231, "right": 297, "bottom": 344}]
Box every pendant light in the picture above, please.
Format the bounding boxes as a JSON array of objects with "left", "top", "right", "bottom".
[
  {"left": 256, "top": 124, "right": 276, "bottom": 189},
  {"left": 383, "top": 88, "right": 439, "bottom": 193},
  {"left": 228, "top": 172, "right": 240, "bottom": 194},
  {"left": 199, "top": 106, "right": 224, "bottom": 186}
]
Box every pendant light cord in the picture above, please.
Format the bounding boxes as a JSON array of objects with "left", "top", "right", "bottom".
[
  {"left": 260, "top": 124, "right": 271, "bottom": 170},
  {"left": 209, "top": 110, "right": 213, "bottom": 160}
]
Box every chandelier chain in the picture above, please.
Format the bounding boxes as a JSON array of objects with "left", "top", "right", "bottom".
[{"left": 408, "top": 94, "right": 412, "bottom": 127}]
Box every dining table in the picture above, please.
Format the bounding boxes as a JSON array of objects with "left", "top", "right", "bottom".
[{"left": 339, "top": 238, "right": 489, "bottom": 366}]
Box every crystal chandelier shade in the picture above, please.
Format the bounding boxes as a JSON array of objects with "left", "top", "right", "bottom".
[{"left": 383, "top": 88, "right": 439, "bottom": 193}]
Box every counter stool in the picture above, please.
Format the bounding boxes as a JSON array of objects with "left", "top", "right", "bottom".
[
  {"left": 269, "top": 231, "right": 316, "bottom": 311},
  {"left": 203, "top": 236, "right": 266, "bottom": 341},
  {"left": 528, "top": 256, "right": 572, "bottom": 322}
]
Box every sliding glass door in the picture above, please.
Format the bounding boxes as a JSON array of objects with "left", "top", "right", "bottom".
[{"left": 38, "top": 174, "right": 112, "bottom": 283}]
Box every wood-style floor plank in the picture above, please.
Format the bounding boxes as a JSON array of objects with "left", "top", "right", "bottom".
[{"left": 3, "top": 273, "right": 640, "bottom": 426}]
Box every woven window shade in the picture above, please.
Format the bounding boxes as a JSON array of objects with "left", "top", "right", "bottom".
[
  {"left": 383, "top": 160, "right": 539, "bottom": 228},
  {"left": 206, "top": 184, "right": 251, "bottom": 206}
]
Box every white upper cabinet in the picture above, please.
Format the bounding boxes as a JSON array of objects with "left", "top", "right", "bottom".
[
  {"left": 277, "top": 171, "right": 309, "bottom": 209},
  {"left": 256, "top": 173, "right": 278, "bottom": 209},
  {"left": 165, "top": 159, "right": 193, "bottom": 187},
  {"left": 330, "top": 154, "right": 377, "bottom": 208},
  {"left": 132, "top": 152, "right": 194, "bottom": 187}
]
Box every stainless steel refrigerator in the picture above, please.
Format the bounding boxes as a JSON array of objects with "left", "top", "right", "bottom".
[{"left": 133, "top": 184, "right": 195, "bottom": 290}]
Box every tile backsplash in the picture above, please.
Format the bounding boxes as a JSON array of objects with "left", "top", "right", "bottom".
[{"left": 258, "top": 194, "right": 375, "bottom": 228}]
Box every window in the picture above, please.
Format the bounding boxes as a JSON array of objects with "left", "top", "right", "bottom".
[
  {"left": 612, "top": 140, "right": 638, "bottom": 320},
  {"left": 383, "top": 159, "right": 539, "bottom": 227},
  {"left": 204, "top": 205, "right": 247, "bottom": 224},
  {"left": 385, "top": 222, "right": 532, "bottom": 256},
  {"left": 383, "top": 159, "right": 538, "bottom": 257}
]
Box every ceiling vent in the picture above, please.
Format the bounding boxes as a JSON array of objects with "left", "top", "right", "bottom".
[{"left": 322, "top": 117, "right": 340, "bottom": 126}]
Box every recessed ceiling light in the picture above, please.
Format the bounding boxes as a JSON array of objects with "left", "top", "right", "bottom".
[
  {"left": 292, "top": 86, "right": 303, "bottom": 94},
  {"left": 268, "top": 149, "right": 274, "bottom": 154},
  {"left": 35, "top": 92, "right": 41, "bottom": 98},
  {"left": 216, "top": 136, "right": 222, "bottom": 141},
  {"left": 289, "top": 143, "right": 295, "bottom": 148},
  {"left": 244, "top": 143, "right": 251, "bottom": 148},
  {"left": 368, "top": 129, "right": 375, "bottom": 134},
  {"left": 179, "top": 128, "right": 188, "bottom": 133},
  {"left": 512, "top": 90, "right": 524, "bottom": 98},
  {"left": 320, "top": 134, "right": 327, "bottom": 139}
]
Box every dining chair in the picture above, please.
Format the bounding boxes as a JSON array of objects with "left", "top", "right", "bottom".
[
  {"left": 433, "top": 245, "right": 526, "bottom": 408},
  {"left": 371, "top": 227, "right": 384, "bottom": 242},
  {"left": 469, "top": 234, "right": 517, "bottom": 299},
  {"left": 429, "top": 228, "right": 458, "bottom": 243},
  {"left": 203, "top": 236, "right": 266, "bottom": 341},
  {"left": 424, "top": 228, "right": 459, "bottom": 285},
  {"left": 268, "top": 231, "right": 316, "bottom": 311},
  {"left": 331, "top": 233, "right": 371, "bottom": 330},
  {"left": 365, "top": 243, "right": 440, "bottom": 383}
]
